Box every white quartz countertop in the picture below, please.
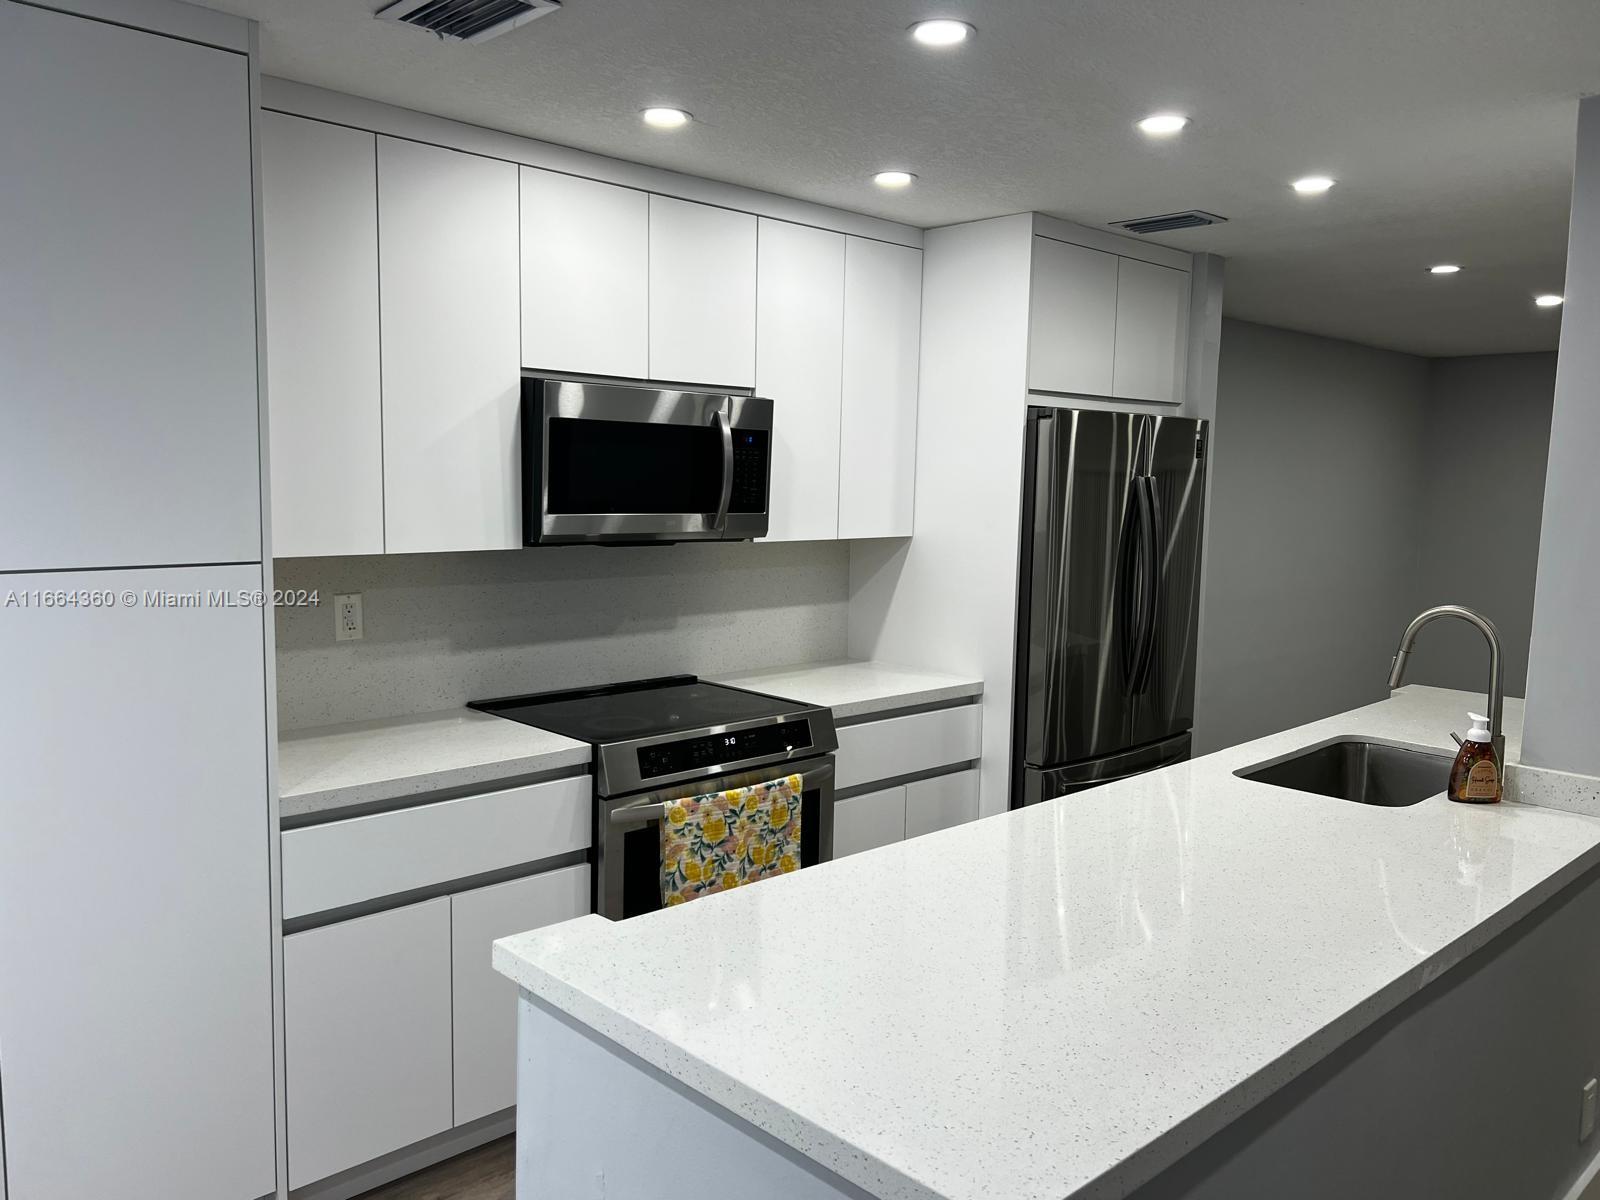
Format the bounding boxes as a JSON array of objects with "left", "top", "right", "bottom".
[
  {"left": 495, "top": 686, "right": 1600, "bottom": 1200},
  {"left": 711, "top": 659, "right": 982, "bottom": 721},
  {"left": 277, "top": 659, "right": 981, "bottom": 818}
]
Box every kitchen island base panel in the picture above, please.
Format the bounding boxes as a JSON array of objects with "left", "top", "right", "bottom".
[{"left": 515, "top": 997, "right": 875, "bottom": 1200}]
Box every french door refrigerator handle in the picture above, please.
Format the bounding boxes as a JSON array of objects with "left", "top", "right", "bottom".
[
  {"left": 1115, "top": 478, "right": 1144, "bottom": 692},
  {"left": 1132, "top": 476, "right": 1162, "bottom": 694}
]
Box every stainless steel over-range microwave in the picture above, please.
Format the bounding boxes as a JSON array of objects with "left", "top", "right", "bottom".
[{"left": 521, "top": 377, "right": 774, "bottom": 545}]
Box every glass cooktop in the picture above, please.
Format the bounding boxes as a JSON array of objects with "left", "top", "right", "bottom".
[{"left": 468, "top": 675, "right": 802, "bottom": 745}]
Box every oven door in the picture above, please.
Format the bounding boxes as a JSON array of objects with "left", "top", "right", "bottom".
[
  {"left": 522, "top": 377, "right": 773, "bottom": 544},
  {"left": 595, "top": 755, "right": 834, "bottom": 920}
]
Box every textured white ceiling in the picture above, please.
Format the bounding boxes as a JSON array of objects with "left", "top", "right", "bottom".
[{"left": 211, "top": 0, "right": 1597, "bottom": 356}]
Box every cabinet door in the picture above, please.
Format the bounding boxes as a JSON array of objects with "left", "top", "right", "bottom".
[
  {"left": 451, "top": 865, "right": 590, "bottom": 1125},
  {"left": 0, "top": 565, "right": 275, "bottom": 1200},
  {"left": 262, "top": 112, "right": 383, "bottom": 557},
  {"left": 756, "top": 219, "right": 845, "bottom": 541},
  {"left": 284, "top": 898, "right": 453, "bottom": 1189},
  {"left": 0, "top": 2, "right": 260, "bottom": 571},
  {"left": 838, "top": 238, "right": 921, "bottom": 539},
  {"left": 521, "top": 168, "right": 648, "bottom": 378},
  {"left": 834, "top": 786, "right": 907, "bottom": 858},
  {"left": 1028, "top": 236, "right": 1118, "bottom": 396},
  {"left": 905, "top": 770, "right": 981, "bottom": 840},
  {"left": 1112, "top": 257, "right": 1191, "bottom": 405},
  {"left": 648, "top": 195, "right": 757, "bottom": 387},
  {"left": 379, "top": 138, "right": 521, "bottom": 553}
]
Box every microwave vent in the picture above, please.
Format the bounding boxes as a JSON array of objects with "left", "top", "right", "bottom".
[
  {"left": 376, "top": 0, "right": 561, "bottom": 43},
  {"left": 1110, "top": 210, "right": 1228, "bottom": 235}
]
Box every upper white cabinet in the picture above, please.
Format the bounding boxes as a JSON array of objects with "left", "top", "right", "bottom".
[
  {"left": 1028, "top": 236, "right": 1118, "bottom": 396},
  {"left": 756, "top": 219, "right": 846, "bottom": 542},
  {"left": 262, "top": 112, "right": 384, "bottom": 558},
  {"left": 521, "top": 168, "right": 649, "bottom": 379},
  {"left": 378, "top": 137, "right": 521, "bottom": 553},
  {"left": 0, "top": 1, "right": 260, "bottom": 572},
  {"left": 648, "top": 195, "right": 757, "bottom": 388},
  {"left": 1112, "top": 257, "right": 1191, "bottom": 404},
  {"left": 839, "top": 237, "right": 922, "bottom": 539}
]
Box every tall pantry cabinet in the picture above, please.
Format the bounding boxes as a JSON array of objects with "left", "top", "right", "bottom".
[{"left": 0, "top": 3, "right": 277, "bottom": 1199}]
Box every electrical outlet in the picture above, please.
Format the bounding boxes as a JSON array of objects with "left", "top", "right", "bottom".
[
  {"left": 334, "top": 593, "right": 363, "bottom": 642},
  {"left": 1582, "top": 1078, "right": 1597, "bottom": 1141}
]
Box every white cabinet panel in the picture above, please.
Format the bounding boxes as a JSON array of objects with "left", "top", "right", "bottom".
[
  {"left": 521, "top": 168, "right": 648, "bottom": 378},
  {"left": 1112, "top": 257, "right": 1191, "bottom": 405},
  {"left": 281, "top": 775, "right": 591, "bottom": 919},
  {"left": 0, "top": 565, "right": 275, "bottom": 1200},
  {"left": 833, "top": 786, "right": 906, "bottom": 858},
  {"left": 0, "top": 3, "right": 260, "bottom": 571},
  {"left": 451, "top": 866, "right": 590, "bottom": 1125},
  {"left": 648, "top": 195, "right": 757, "bottom": 387},
  {"left": 839, "top": 237, "right": 921, "bottom": 539},
  {"left": 756, "top": 219, "right": 845, "bottom": 542},
  {"left": 379, "top": 137, "right": 521, "bottom": 553},
  {"left": 905, "top": 770, "right": 981, "bottom": 840},
  {"left": 284, "top": 898, "right": 453, "bottom": 1189},
  {"left": 262, "top": 112, "right": 383, "bottom": 558},
  {"left": 835, "top": 705, "right": 983, "bottom": 791},
  {"left": 1028, "top": 236, "right": 1118, "bottom": 397}
]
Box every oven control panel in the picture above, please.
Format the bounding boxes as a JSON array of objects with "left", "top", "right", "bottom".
[{"left": 637, "top": 718, "right": 812, "bottom": 780}]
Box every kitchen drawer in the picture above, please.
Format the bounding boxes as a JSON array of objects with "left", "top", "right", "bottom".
[
  {"left": 833, "top": 785, "right": 905, "bottom": 858},
  {"left": 281, "top": 775, "right": 590, "bottom": 919},
  {"left": 905, "top": 770, "right": 980, "bottom": 840},
  {"left": 835, "top": 705, "right": 982, "bottom": 791}
]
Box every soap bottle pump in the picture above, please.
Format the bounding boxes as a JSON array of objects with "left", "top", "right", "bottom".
[{"left": 1448, "top": 712, "right": 1502, "bottom": 804}]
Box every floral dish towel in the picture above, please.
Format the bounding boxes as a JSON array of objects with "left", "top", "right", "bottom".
[{"left": 660, "top": 774, "right": 803, "bottom": 906}]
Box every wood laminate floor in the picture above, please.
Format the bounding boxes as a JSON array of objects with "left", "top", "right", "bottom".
[{"left": 357, "top": 1137, "right": 514, "bottom": 1200}]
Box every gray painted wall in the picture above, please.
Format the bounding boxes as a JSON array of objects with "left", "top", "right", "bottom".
[
  {"left": 274, "top": 540, "right": 849, "bottom": 730},
  {"left": 1525, "top": 96, "right": 1600, "bottom": 775}
]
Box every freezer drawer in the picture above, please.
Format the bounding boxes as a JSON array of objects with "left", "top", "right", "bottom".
[{"left": 1022, "top": 731, "right": 1192, "bottom": 806}]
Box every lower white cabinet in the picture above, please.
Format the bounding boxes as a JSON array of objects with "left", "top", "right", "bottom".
[
  {"left": 451, "top": 865, "right": 590, "bottom": 1125},
  {"left": 284, "top": 898, "right": 454, "bottom": 1189},
  {"left": 905, "top": 770, "right": 980, "bottom": 839},
  {"left": 835, "top": 704, "right": 983, "bottom": 790},
  {"left": 834, "top": 785, "right": 906, "bottom": 858}
]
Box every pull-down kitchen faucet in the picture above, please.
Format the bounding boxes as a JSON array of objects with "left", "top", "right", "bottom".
[{"left": 1387, "top": 605, "right": 1505, "bottom": 766}]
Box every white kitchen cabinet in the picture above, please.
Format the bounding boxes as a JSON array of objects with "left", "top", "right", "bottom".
[
  {"left": 521, "top": 168, "right": 649, "bottom": 378},
  {"left": 838, "top": 237, "right": 922, "bottom": 539},
  {"left": 756, "top": 219, "right": 846, "bottom": 541},
  {"left": 1112, "top": 257, "right": 1191, "bottom": 405},
  {"left": 262, "top": 111, "right": 384, "bottom": 557},
  {"left": 0, "top": 564, "right": 275, "bottom": 1200},
  {"left": 905, "top": 769, "right": 981, "bottom": 840},
  {"left": 835, "top": 705, "right": 983, "bottom": 790},
  {"left": 0, "top": 1, "right": 260, "bottom": 571},
  {"left": 379, "top": 137, "right": 521, "bottom": 553},
  {"left": 648, "top": 195, "right": 757, "bottom": 387},
  {"left": 284, "top": 898, "right": 454, "bottom": 1189},
  {"left": 451, "top": 865, "right": 591, "bottom": 1125},
  {"left": 834, "top": 785, "right": 907, "bottom": 858},
  {"left": 1028, "top": 236, "right": 1119, "bottom": 397}
]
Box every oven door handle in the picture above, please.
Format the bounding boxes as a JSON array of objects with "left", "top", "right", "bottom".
[
  {"left": 608, "top": 758, "right": 834, "bottom": 826},
  {"left": 711, "top": 402, "right": 734, "bottom": 532}
]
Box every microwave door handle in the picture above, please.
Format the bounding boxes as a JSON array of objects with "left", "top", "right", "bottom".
[{"left": 711, "top": 403, "right": 734, "bottom": 531}]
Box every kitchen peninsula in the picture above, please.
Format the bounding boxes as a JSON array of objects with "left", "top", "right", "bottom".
[{"left": 496, "top": 686, "right": 1600, "bottom": 1200}]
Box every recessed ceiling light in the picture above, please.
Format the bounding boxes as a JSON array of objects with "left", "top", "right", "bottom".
[
  {"left": 1534, "top": 294, "right": 1565, "bottom": 308},
  {"left": 1292, "top": 175, "right": 1336, "bottom": 195},
  {"left": 1136, "top": 113, "right": 1190, "bottom": 137},
  {"left": 1428, "top": 264, "right": 1462, "bottom": 275},
  {"left": 909, "top": 18, "right": 973, "bottom": 46},
  {"left": 641, "top": 107, "right": 691, "bottom": 130},
  {"left": 873, "top": 170, "right": 917, "bottom": 189}
]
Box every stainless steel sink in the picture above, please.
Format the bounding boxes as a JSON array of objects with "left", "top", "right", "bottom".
[{"left": 1236, "top": 738, "right": 1453, "bottom": 807}]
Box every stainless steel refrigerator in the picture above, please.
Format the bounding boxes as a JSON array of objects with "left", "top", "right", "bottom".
[{"left": 1012, "top": 407, "right": 1208, "bottom": 806}]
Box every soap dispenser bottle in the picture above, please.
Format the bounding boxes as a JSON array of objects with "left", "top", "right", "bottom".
[{"left": 1448, "top": 712, "right": 1502, "bottom": 804}]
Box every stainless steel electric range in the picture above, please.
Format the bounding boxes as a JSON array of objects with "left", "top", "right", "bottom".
[{"left": 469, "top": 676, "right": 837, "bottom": 920}]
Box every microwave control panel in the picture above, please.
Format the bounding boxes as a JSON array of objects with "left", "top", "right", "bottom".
[{"left": 730, "top": 429, "right": 770, "bottom": 513}]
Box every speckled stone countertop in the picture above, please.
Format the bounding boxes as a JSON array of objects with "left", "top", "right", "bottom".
[
  {"left": 278, "top": 660, "right": 983, "bottom": 819},
  {"left": 494, "top": 685, "right": 1600, "bottom": 1200}
]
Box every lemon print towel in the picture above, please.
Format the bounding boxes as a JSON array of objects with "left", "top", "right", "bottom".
[{"left": 660, "top": 774, "right": 803, "bottom": 906}]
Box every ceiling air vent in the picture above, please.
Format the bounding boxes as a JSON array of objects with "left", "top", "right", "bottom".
[
  {"left": 1110, "top": 210, "right": 1228, "bottom": 236},
  {"left": 376, "top": 0, "right": 561, "bottom": 43}
]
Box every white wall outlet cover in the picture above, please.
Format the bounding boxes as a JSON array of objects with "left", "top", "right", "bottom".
[{"left": 334, "top": 592, "right": 364, "bottom": 642}]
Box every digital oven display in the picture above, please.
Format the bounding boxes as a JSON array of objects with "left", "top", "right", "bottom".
[{"left": 637, "top": 719, "right": 812, "bottom": 781}]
